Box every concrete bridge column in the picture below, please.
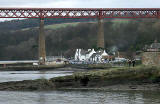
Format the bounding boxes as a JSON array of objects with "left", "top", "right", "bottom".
[
  {"left": 97, "top": 18, "right": 105, "bottom": 49},
  {"left": 39, "top": 18, "right": 46, "bottom": 65}
]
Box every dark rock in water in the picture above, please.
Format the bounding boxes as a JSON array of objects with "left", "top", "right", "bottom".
[
  {"left": 80, "top": 76, "right": 89, "bottom": 86},
  {"left": 28, "top": 86, "right": 38, "bottom": 91},
  {"left": 129, "top": 86, "right": 137, "bottom": 89}
]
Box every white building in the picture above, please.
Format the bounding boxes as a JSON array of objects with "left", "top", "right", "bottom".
[{"left": 75, "top": 49, "right": 109, "bottom": 62}]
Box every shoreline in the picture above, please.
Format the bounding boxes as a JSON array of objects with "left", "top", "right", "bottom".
[
  {"left": 0, "top": 65, "right": 159, "bottom": 91},
  {"left": 0, "top": 63, "right": 112, "bottom": 71},
  {"left": 0, "top": 64, "right": 66, "bottom": 71}
]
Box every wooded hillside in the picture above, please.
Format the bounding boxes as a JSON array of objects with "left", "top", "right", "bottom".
[{"left": 0, "top": 18, "right": 160, "bottom": 60}]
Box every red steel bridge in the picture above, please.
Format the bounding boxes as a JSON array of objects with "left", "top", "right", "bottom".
[
  {"left": 0, "top": 8, "right": 160, "bottom": 18},
  {"left": 0, "top": 8, "right": 160, "bottom": 64}
]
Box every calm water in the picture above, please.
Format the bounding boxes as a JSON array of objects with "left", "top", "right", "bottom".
[
  {"left": 0, "top": 90, "right": 160, "bottom": 104},
  {"left": 0, "top": 71, "right": 73, "bottom": 82},
  {"left": 0, "top": 69, "right": 160, "bottom": 104}
]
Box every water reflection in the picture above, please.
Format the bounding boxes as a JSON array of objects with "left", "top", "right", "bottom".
[
  {"left": 0, "top": 90, "right": 160, "bottom": 104},
  {"left": 38, "top": 71, "right": 47, "bottom": 104},
  {"left": 142, "top": 91, "right": 160, "bottom": 104},
  {"left": 39, "top": 71, "right": 47, "bottom": 79},
  {"left": 0, "top": 71, "right": 73, "bottom": 82},
  {"left": 38, "top": 92, "right": 46, "bottom": 104}
]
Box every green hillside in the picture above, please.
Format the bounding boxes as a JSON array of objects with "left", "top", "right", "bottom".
[
  {"left": 0, "top": 19, "right": 160, "bottom": 60},
  {"left": 45, "top": 22, "right": 80, "bottom": 30},
  {"left": 21, "top": 22, "right": 80, "bottom": 31}
]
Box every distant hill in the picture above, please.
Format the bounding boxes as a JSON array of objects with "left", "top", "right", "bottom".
[
  {"left": 21, "top": 22, "right": 81, "bottom": 31},
  {"left": 0, "top": 18, "right": 96, "bottom": 31},
  {"left": 0, "top": 18, "right": 160, "bottom": 60}
]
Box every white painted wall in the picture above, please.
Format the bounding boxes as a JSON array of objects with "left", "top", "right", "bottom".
[{"left": 74, "top": 49, "right": 109, "bottom": 62}]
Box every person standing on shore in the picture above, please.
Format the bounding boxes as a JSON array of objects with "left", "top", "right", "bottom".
[
  {"left": 128, "top": 59, "right": 132, "bottom": 67},
  {"left": 132, "top": 59, "right": 135, "bottom": 67}
]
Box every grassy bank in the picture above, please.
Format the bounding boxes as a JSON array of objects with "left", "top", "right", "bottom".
[
  {"left": 51, "top": 65, "right": 160, "bottom": 89},
  {"left": 0, "top": 65, "right": 160, "bottom": 91}
]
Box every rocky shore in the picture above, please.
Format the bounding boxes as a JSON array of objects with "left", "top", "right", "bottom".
[
  {"left": 70, "top": 63, "right": 112, "bottom": 69},
  {"left": 0, "top": 65, "right": 160, "bottom": 91}
]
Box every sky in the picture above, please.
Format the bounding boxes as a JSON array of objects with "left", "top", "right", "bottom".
[
  {"left": 0, "top": 0, "right": 160, "bottom": 21},
  {"left": 0, "top": 0, "right": 160, "bottom": 8}
]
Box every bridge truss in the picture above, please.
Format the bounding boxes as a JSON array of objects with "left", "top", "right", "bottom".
[{"left": 0, "top": 8, "right": 160, "bottom": 19}]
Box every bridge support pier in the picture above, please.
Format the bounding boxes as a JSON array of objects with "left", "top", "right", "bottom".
[
  {"left": 38, "top": 18, "right": 46, "bottom": 65},
  {"left": 97, "top": 18, "right": 105, "bottom": 49}
]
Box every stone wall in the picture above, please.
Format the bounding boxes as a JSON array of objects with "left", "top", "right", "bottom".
[{"left": 142, "top": 52, "right": 160, "bottom": 65}]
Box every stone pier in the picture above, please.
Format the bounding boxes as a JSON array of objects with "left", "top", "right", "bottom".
[
  {"left": 39, "top": 18, "right": 46, "bottom": 65},
  {"left": 97, "top": 18, "right": 105, "bottom": 49}
]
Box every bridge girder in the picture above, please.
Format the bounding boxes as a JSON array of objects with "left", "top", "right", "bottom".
[{"left": 0, "top": 8, "right": 160, "bottom": 19}]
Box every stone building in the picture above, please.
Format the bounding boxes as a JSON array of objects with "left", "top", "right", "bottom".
[{"left": 142, "top": 40, "right": 160, "bottom": 65}]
